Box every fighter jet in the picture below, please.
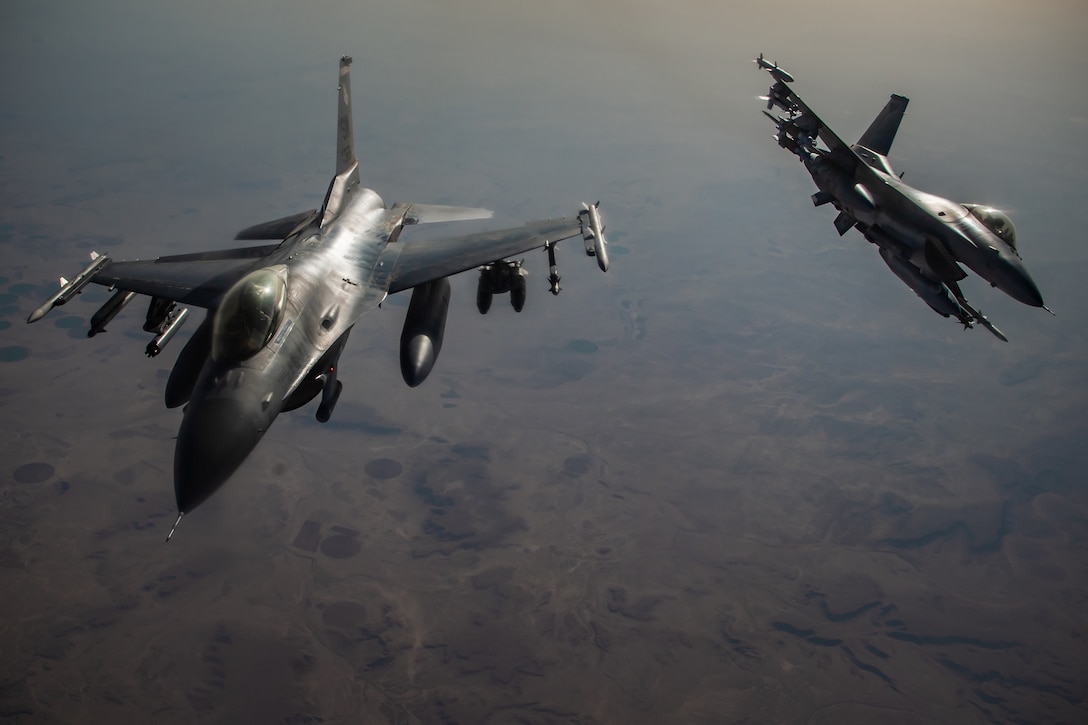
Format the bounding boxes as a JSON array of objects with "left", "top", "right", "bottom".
[
  {"left": 27, "top": 56, "right": 611, "bottom": 538},
  {"left": 755, "top": 53, "right": 1049, "bottom": 340}
]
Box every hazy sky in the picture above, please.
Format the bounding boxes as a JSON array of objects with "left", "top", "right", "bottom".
[{"left": 1, "top": 1, "right": 1085, "bottom": 722}]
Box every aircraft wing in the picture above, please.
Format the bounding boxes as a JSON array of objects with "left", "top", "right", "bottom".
[
  {"left": 91, "top": 244, "right": 278, "bottom": 308},
  {"left": 385, "top": 217, "right": 584, "bottom": 295},
  {"left": 782, "top": 86, "right": 864, "bottom": 176},
  {"left": 758, "top": 57, "right": 881, "bottom": 184},
  {"left": 799, "top": 102, "right": 856, "bottom": 170}
]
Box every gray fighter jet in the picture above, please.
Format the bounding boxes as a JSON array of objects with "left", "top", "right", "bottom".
[
  {"left": 27, "top": 57, "right": 611, "bottom": 538},
  {"left": 755, "top": 54, "right": 1049, "bottom": 340}
]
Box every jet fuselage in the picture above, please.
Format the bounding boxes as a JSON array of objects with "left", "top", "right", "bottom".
[
  {"left": 175, "top": 187, "right": 398, "bottom": 512},
  {"left": 806, "top": 153, "right": 1044, "bottom": 309}
]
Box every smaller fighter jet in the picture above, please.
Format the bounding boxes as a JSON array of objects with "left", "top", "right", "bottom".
[{"left": 755, "top": 54, "right": 1050, "bottom": 340}]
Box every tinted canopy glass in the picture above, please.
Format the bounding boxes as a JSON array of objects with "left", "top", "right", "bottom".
[
  {"left": 965, "top": 205, "right": 1017, "bottom": 250},
  {"left": 212, "top": 268, "right": 287, "bottom": 362}
]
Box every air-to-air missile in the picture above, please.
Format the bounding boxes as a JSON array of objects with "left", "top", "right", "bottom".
[
  {"left": 26, "top": 252, "right": 110, "bottom": 324},
  {"left": 580, "top": 201, "right": 610, "bottom": 273}
]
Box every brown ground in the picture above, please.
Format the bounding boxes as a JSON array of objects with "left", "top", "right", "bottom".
[
  {"left": 1, "top": 8, "right": 1085, "bottom": 716},
  {"left": 2, "top": 245, "right": 1085, "bottom": 724}
]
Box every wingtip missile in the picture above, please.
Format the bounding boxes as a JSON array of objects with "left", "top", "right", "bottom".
[
  {"left": 755, "top": 53, "right": 794, "bottom": 83},
  {"left": 27, "top": 305, "right": 49, "bottom": 324},
  {"left": 579, "top": 202, "right": 609, "bottom": 273},
  {"left": 26, "top": 252, "right": 111, "bottom": 324}
]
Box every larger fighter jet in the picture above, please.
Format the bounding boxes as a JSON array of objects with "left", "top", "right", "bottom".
[
  {"left": 755, "top": 54, "right": 1049, "bottom": 340},
  {"left": 27, "top": 57, "right": 611, "bottom": 538}
]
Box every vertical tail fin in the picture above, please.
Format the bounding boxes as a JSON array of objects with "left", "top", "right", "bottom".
[
  {"left": 321, "top": 55, "right": 362, "bottom": 225},
  {"left": 336, "top": 55, "right": 357, "bottom": 176},
  {"left": 857, "top": 94, "right": 909, "bottom": 156}
]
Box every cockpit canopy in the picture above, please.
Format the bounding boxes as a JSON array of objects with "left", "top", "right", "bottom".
[
  {"left": 964, "top": 204, "right": 1017, "bottom": 250},
  {"left": 212, "top": 267, "right": 287, "bottom": 363}
]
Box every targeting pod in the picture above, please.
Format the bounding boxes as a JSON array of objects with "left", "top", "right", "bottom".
[
  {"left": 88, "top": 289, "right": 137, "bottom": 337},
  {"left": 27, "top": 252, "right": 110, "bottom": 323},
  {"left": 146, "top": 306, "right": 189, "bottom": 357},
  {"left": 579, "top": 201, "right": 609, "bottom": 272}
]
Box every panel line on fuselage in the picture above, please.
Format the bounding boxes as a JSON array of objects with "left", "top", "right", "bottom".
[{"left": 269, "top": 187, "right": 394, "bottom": 396}]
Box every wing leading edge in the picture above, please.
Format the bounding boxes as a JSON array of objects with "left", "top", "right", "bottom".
[
  {"left": 758, "top": 59, "right": 905, "bottom": 188},
  {"left": 91, "top": 244, "right": 277, "bottom": 308},
  {"left": 385, "top": 217, "right": 584, "bottom": 295},
  {"left": 759, "top": 65, "right": 921, "bottom": 215}
]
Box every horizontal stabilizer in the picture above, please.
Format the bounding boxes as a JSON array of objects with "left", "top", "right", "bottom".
[
  {"left": 395, "top": 203, "right": 494, "bottom": 225},
  {"left": 235, "top": 209, "right": 318, "bottom": 240},
  {"left": 857, "top": 94, "right": 909, "bottom": 157}
]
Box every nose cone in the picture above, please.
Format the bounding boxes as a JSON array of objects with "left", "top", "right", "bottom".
[
  {"left": 994, "top": 255, "right": 1045, "bottom": 308},
  {"left": 174, "top": 396, "right": 265, "bottom": 513}
]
